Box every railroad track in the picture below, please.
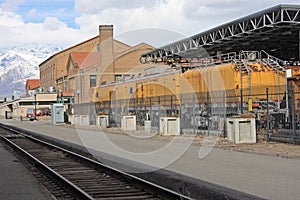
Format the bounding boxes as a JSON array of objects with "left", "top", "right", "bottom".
[{"left": 0, "top": 124, "right": 191, "bottom": 200}]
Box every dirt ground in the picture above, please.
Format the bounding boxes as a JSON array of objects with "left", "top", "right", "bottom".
[
  {"left": 178, "top": 134, "right": 300, "bottom": 160},
  {"left": 216, "top": 138, "right": 300, "bottom": 160}
]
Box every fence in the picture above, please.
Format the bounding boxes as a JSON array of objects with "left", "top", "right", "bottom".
[{"left": 72, "top": 84, "right": 300, "bottom": 144}]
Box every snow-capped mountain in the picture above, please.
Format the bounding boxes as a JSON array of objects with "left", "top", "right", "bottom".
[{"left": 0, "top": 43, "right": 61, "bottom": 98}]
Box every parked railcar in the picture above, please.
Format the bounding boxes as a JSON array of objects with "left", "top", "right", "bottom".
[{"left": 93, "top": 51, "right": 287, "bottom": 128}]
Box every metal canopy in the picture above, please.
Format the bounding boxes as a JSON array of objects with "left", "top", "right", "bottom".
[{"left": 141, "top": 4, "right": 300, "bottom": 63}]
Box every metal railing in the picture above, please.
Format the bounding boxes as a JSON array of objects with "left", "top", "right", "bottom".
[
  {"left": 260, "top": 50, "right": 285, "bottom": 71},
  {"left": 71, "top": 83, "right": 300, "bottom": 144}
]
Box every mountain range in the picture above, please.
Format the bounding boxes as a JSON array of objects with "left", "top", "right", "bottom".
[{"left": 0, "top": 43, "right": 61, "bottom": 98}]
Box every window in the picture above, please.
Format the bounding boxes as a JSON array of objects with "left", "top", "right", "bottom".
[
  {"left": 115, "top": 74, "right": 131, "bottom": 82},
  {"left": 90, "top": 75, "right": 97, "bottom": 87},
  {"left": 115, "top": 74, "right": 122, "bottom": 82},
  {"left": 123, "top": 74, "right": 131, "bottom": 80}
]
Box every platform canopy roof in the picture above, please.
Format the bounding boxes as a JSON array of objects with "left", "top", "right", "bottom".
[{"left": 141, "top": 4, "right": 300, "bottom": 63}]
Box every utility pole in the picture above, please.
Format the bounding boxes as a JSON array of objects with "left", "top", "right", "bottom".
[
  {"left": 61, "top": 69, "right": 66, "bottom": 91},
  {"left": 34, "top": 93, "right": 37, "bottom": 121}
]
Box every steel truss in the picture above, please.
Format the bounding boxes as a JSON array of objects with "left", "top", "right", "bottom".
[{"left": 141, "top": 4, "right": 300, "bottom": 63}]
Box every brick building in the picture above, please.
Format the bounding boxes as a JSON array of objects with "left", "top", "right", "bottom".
[
  {"left": 25, "top": 79, "right": 40, "bottom": 96},
  {"left": 39, "top": 25, "right": 154, "bottom": 104},
  {"left": 39, "top": 36, "right": 99, "bottom": 93}
]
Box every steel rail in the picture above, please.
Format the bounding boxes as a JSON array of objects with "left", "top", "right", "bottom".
[
  {"left": 0, "top": 123, "right": 192, "bottom": 200},
  {"left": 0, "top": 135, "right": 94, "bottom": 200}
]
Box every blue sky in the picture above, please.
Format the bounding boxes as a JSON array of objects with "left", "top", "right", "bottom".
[
  {"left": 15, "top": 0, "right": 79, "bottom": 28},
  {"left": 0, "top": 0, "right": 299, "bottom": 49}
]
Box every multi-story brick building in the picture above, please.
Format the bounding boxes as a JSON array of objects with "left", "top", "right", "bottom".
[
  {"left": 39, "top": 25, "right": 154, "bottom": 104},
  {"left": 39, "top": 36, "right": 99, "bottom": 93}
]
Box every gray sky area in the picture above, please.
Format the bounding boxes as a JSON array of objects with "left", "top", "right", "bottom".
[{"left": 0, "top": 0, "right": 299, "bottom": 48}]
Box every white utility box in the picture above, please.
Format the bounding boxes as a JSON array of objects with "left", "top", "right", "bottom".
[
  {"left": 97, "top": 115, "right": 109, "bottom": 128},
  {"left": 80, "top": 115, "right": 89, "bottom": 125},
  {"left": 144, "top": 120, "right": 151, "bottom": 132},
  {"left": 226, "top": 117, "right": 256, "bottom": 144},
  {"left": 72, "top": 115, "right": 80, "bottom": 125},
  {"left": 159, "top": 117, "right": 180, "bottom": 136},
  {"left": 121, "top": 115, "right": 136, "bottom": 130},
  {"left": 51, "top": 103, "right": 64, "bottom": 124}
]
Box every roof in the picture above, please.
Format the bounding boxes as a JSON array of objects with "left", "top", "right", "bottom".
[
  {"left": 39, "top": 36, "right": 99, "bottom": 67},
  {"left": 114, "top": 42, "right": 155, "bottom": 59},
  {"left": 56, "top": 39, "right": 131, "bottom": 80},
  {"left": 26, "top": 79, "right": 40, "bottom": 90},
  {"left": 70, "top": 52, "right": 100, "bottom": 69},
  {"left": 39, "top": 37, "right": 131, "bottom": 68},
  {"left": 69, "top": 42, "right": 154, "bottom": 70},
  {"left": 62, "top": 90, "right": 74, "bottom": 97},
  {"left": 141, "top": 4, "right": 300, "bottom": 62}
]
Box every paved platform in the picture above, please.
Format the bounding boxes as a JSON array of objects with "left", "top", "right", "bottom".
[
  {"left": 0, "top": 141, "right": 52, "bottom": 200},
  {"left": 1, "top": 119, "right": 300, "bottom": 200}
]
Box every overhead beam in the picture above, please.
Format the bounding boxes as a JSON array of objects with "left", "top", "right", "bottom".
[{"left": 141, "top": 4, "right": 300, "bottom": 62}]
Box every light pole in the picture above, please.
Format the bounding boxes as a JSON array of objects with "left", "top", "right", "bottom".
[
  {"left": 34, "top": 93, "right": 37, "bottom": 120},
  {"left": 61, "top": 69, "right": 66, "bottom": 91},
  {"left": 77, "top": 90, "right": 80, "bottom": 104}
]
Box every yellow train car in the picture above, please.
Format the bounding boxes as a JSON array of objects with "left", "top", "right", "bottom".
[
  {"left": 95, "top": 63, "right": 285, "bottom": 101},
  {"left": 94, "top": 67, "right": 180, "bottom": 101},
  {"left": 183, "top": 63, "right": 285, "bottom": 102}
]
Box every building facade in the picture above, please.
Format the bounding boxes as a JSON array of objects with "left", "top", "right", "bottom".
[
  {"left": 39, "top": 25, "right": 154, "bottom": 104},
  {"left": 39, "top": 36, "right": 99, "bottom": 93},
  {"left": 25, "top": 79, "right": 40, "bottom": 96}
]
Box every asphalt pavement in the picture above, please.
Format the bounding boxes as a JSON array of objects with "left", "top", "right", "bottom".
[{"left": 0, "top": 141, "right": 52, "bottom": 200}]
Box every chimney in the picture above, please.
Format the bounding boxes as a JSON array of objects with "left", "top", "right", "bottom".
[
  {"left": 99, "top": 25, "right": 113, "bottom": 44},
  {"left": 98, "top": 25, "right": 114, "bottom": 71}
]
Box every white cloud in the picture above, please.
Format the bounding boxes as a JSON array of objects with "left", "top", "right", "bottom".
[
  {"left": 74, "top": 0, "right": 194, "bottom": 46},
  {"left": 1, "top": 0, "right": 24, "bottom": 12},
  {"left": 75, "top": 0, "right": 300, "bottom": 40},
  {"left": 0, "top": 10, "right": 88, "bottom": 48},
  {"left": 0, "top": 8, "right": 23, "bottom": 26},
  {"left": 75, "top": 0, "right": 185, "bottom": 28},
  {"left": 43, "top": 17, "right": 67, "bottom": 31},
  {"left": 74, "top": 0, "right": 154, "bottom": 14},
  {"left": 116, "top": 28, "right": 186, "bottom": 47},
  {"left": 0, "top": 0, "right": 299, "bottom": 49}
]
